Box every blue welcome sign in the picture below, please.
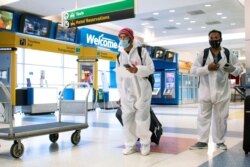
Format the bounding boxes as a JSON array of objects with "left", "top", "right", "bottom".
[{"left": 78, "top": 27, "right": 119, "bottom": 52}]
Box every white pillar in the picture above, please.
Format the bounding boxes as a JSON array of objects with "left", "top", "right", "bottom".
[{"left": 245, "top": 0, "right": 250, "bottom": 95}]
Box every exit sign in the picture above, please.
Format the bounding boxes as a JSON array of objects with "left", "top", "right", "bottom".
[{"left": 62, "top": 0, "right": 135, "bottom": 27}]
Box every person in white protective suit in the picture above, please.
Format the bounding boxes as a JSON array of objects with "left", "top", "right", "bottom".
[
  {"left": 116, "top": 27, "right": 154, "bottom": 156},
  {"left": 190, "top": 29, "right": 243, "bottom": 150}
]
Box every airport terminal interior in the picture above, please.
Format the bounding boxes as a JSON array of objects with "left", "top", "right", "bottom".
[{"left": 0, "top": 0, "right": 250, "bottom": 166}]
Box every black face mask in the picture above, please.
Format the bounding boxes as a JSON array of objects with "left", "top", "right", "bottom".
[{"left": 209, "top": 39, "right": 222, "bottom": 48}]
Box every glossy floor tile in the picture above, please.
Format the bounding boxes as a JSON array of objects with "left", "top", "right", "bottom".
[{"left": 0, "top": 102, "right": 249, "bottom": 167}]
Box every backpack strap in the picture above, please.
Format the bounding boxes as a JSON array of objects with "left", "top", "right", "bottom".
[
  {"left": 137, "top": 46, "right": 143, "bottom": 64},
  {"left": 116, "top": 52, "right": 121, "bottom": 65},
  {"left": 202, "top": 48, "right": 210, "bottom": 66},
  {"left": 223, "top": 47, "right": 230, "bottom": 63}
]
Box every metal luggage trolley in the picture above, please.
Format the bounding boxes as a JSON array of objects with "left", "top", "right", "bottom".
[{"left": 0, "top": 82, "right": 90, "bottom": 158}]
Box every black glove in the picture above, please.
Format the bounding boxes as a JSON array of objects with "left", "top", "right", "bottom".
[{"left": 223, "top": 63, "right": 236, "bottom": 73}]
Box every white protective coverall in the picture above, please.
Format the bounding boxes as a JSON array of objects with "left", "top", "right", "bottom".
[
  {"left": 190, "top": 47, "right": 243, "bottom": 144},
  {"left": 116, "top": 46, "right": 154, "bottom": 147}
]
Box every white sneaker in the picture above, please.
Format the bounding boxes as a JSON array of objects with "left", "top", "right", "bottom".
[
  {"left": 123, "top": 146, "right": 136, "bottom": 155},
  {"left": 140, "top": 144, "right": 150, "bottom": 156}
]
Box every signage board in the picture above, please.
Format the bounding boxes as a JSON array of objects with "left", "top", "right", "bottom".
[
  {"left": 78, "top": 28, "right": 119, "bottom": 52},
  {"left": 62, "top": 0, "right": 134, "bottom": 27}
]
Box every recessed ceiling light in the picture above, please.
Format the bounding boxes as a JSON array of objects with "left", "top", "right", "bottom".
[
  {"left": 169, "top": 9, "right": 175, "bottom": 13},
  {"left": 146, "top": 25, "right": 154, "bottom": 29},
  {"left": 162, "top": 31, "right": 167, "bottom": 33},
  {"left": 190, "top": 20, "right": 196, "bottom": 23},
  {"left": 176, "top": 22, "right": 181, "bottom": 25},
  {"left": 187, "top": 28, "right": 192, "bottom": 31},
  {"left": 221, "top": 16, "right": 227, "bottom": 19},
  {"left": 201, "top": 26, "right": 206, "bottom": 29},
  {"left": 153, "top": 12, "right": 159, "bottom": 15},
  {"left": 168, "top": 19, "right": 174, "bottom": 22},
  {"left": 230, "top": 23, "right": 236, "bottom": 26},
  {"left": 204, "top": 4, "right": 212, "bottom": 7},
  {"left": 184, "top": 17, "right": 190, "bottom": 20},
  {"left": 141, "top": 22, "right": 149, "bottom": 26},
  {"left": 216, "top": 12, "right": 223, "bottom": 15}
]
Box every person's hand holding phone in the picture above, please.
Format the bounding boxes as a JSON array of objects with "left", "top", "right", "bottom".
[
  {"left": 124, "top": 64, "right": 138, "bottom": 73},
  {"left": 223, "top": 63, "right": 235, "bottom": 73},
  {"left": 123, "top": 64, "right": 131, "bottom": 68}
]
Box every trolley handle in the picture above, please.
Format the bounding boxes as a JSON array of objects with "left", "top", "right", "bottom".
[
  {"left": 0, "top": 81, "right": 14, "bottom": 135},
  {"left": 0, "top": 81, "right": 11, "bottom": 103},
  {"left": 58, "top": 82, "right": 91, "bottom": 122},
  {"left": 59, "top": 82, "right": 91, "bottom": 101}
]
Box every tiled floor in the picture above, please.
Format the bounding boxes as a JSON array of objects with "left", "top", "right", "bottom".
[{"left": 0, "top": 102, "right": 249, "bottom": 167}]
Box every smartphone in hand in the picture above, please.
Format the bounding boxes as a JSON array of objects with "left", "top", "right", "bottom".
[{"left": 123, "top": 64, "right": 131, "bottom": 68}]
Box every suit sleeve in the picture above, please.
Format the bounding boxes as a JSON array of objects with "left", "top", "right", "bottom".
[{"left": 229, "top": 50, "right": 243, "bottom": 77}]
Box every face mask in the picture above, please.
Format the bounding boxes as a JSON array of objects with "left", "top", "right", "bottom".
[
  {"left": 209, "top": 39, "right": 221, "bottom": 48},
  {"left": 119, "top": 39, "right": 130, "bottom": 48}
]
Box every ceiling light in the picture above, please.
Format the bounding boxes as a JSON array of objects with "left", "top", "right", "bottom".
[
  {"left": 201, "top": 26, "right": 206, "bottom": 29},
  {"left": 169, "top": 9, "right": 175, "bottom": 13},
  {"left": 204, "top": 4, "right": 212, "bottom": 7},
  {"left": 141, "top": 22, "right": 149, "bottom": 26},
  {"left": 184, "top": 17, "right": 190, "bottom": 20},
  {"left": 230, "top": 23, "right": 236, "bottom": 26},
  {"left": 221, "top": 16, "right": 227, "bottom": 19},
  {"left": 216, "top": 12, "right": 223, "bottom": 15},
  {"left": 146, "top": 25, "right": 154, "bottom": 29},
  {"left": 153, "top": 12, "right": 159, "bottom": 15},
  {"left": 162, "top": 31, "right": 167, "bottom": 33},
  {"left": 0, "top": 0, "right": 19, "bottom": 6},
  {"left": 190, "top": 20, "right": 196, "bottom": 23},
  {"left": 187, "top": 28, "right": 192, "bottom": 31},
  {"left": 168, "top": 19, "right": 174, "bottom": 22},
  {"left": 176, "top": 22, "right": 181, "bottom": 25}
]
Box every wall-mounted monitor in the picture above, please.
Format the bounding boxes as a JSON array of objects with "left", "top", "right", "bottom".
[
  {"left": 55, "top": 24, "right": 77, "bottom": 43},
  {"left": 153, "top": 72, "right": 161, "bottom": 88},
  {"left": 0, "top": 9, "right": 13, "bottom": 31},
  {"left": 153, "top": 47, "right": 165, "bottom": 59},
  {"left": 165, "top": 51, "right": 175, "bottom": 62},
  {"left": 152, "top": 72, "right": 161, "bottom": 96},
  {"left": 19, "top": 14, "right": 51, "bottom": 38}
]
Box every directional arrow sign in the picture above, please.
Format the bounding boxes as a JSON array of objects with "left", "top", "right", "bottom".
[{"left": 62, "top": 0, "right": 135, "bottom": 27}]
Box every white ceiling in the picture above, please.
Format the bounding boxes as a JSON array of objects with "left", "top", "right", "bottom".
[{"left": 2, "top": 0, "right": 246, "bottom": 61}]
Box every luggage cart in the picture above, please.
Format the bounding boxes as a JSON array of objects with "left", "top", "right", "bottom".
[{"left": 0, "top": 82, "right": 90, "bottom": 158}]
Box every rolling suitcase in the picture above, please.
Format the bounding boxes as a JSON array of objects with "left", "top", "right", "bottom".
[
  {"left": 243, "top": 95, "right": 250, "bottom": 154},
  {"left": 149, "top": 108, "right": 163, "bottom": 145},
  {"left": 115, "top": 107, "right": 163, "bottom": 145}
]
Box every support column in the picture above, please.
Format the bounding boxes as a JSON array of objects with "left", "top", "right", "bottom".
[{"left": 245, "top": 0, "right": 250, "bottom": 95}]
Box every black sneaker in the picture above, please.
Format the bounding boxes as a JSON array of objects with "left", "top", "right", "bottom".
[
  {"left": 216, "top": 143, "right": 227, "bottom": 150},
  {"left": 189, "top": 142, "right": 208, "bottom": 150}
]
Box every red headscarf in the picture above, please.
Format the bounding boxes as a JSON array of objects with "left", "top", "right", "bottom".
[{"left": 118, "top": 27, "right": 134, "bottom": 40}]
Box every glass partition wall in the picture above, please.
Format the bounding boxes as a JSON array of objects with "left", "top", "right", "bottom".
[
  {"left": 179, "top": 73, "right": 198, "bottom": 104},
  {"left": 16, "top": 48, "right": 78, "bottom": 91}
]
